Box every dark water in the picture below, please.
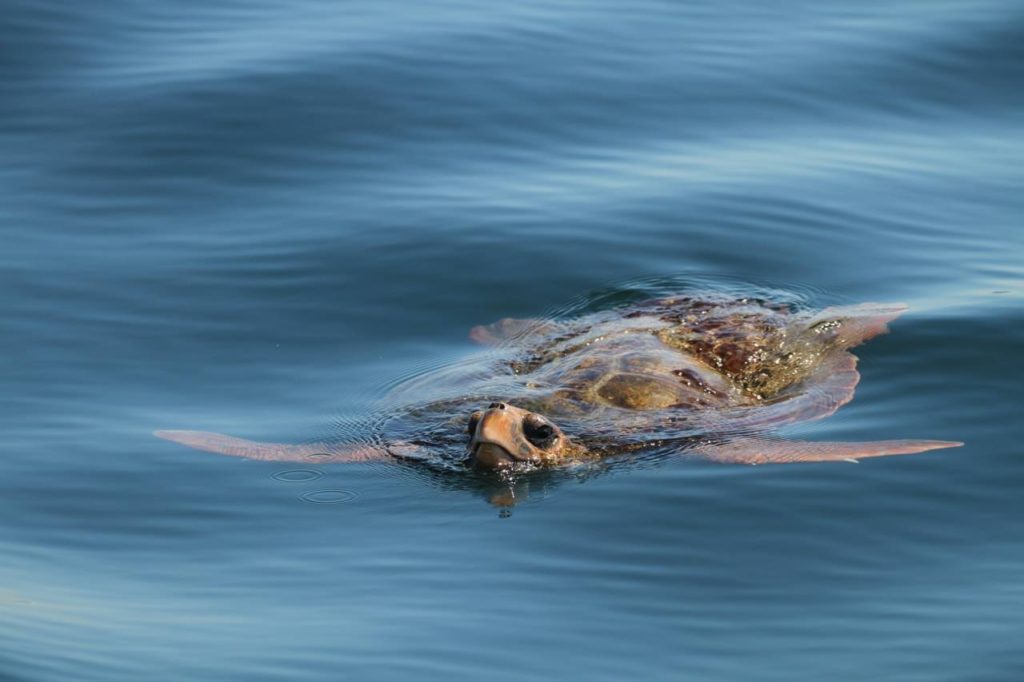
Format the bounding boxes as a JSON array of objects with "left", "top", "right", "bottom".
[{"left": 2, "top": 1, "right": 1022, "bottom": 680}]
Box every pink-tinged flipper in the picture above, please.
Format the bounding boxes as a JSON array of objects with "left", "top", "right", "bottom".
[
  {"left": 697, "top": 437, "right": 962, "bottom": 464},
  {"left": 469, "top": 318, "right": 556, "bottom": 346},
  {"left": 154, "top": 430, "right": 393, "bottom": 463},
  {"left": 808, "top": 302, "right": 908, "bottom": 349}
]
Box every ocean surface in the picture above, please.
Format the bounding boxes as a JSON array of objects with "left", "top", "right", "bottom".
[{"left": 2, "top": 1, "right": 1022, "bottom": 680}]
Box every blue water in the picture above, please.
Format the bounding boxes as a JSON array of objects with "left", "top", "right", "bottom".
[{"left": 2, "top": 1, "right": 1022, "bottom": 680}]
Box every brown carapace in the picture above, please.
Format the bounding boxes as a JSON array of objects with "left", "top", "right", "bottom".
[{"left": 156, "top": 297, "right": 961, "bottom": 470}]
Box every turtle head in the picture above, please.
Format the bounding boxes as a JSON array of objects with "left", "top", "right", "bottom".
[{"left": 466, "top": 402, "right": 571, "bottom": 468}]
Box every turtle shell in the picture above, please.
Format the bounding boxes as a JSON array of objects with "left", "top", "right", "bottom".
[
  {"left": 376, "top": 295, "right": 909, "bottom": 463},
  {"left": 466, "top": 297, "right": 907, "bottom": 440}
]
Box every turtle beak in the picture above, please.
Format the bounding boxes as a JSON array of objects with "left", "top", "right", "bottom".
[{"left": 467, "top": 403, "right": 544, "bottom": 468}]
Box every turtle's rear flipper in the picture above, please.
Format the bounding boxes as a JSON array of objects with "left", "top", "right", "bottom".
[
  {"left": 805, "top": 302, "right": 908, "bottom": 349},
  {"left": 154, "top": 430, "right": 392, "bottom": 463},
  {"left": 697, "top": 437, "right": 962, "bottom": 464}
]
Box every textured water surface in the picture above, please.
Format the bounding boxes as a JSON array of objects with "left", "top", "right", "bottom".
[{"left": 1, "top": 1, "right": 1022, "bottom": 680}]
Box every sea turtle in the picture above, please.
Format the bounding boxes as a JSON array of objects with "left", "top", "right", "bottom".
[{"left": 156, "top": 295, "right": 960, "bottom": 476}]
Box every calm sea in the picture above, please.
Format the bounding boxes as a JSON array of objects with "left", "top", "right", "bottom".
[{"left": 1, "top": 1, "right": 1022, "bottom": 680}]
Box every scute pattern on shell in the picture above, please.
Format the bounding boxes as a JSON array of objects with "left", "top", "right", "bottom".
[{"left": 646, "top": 297, "right": 846, "bottom": 401}]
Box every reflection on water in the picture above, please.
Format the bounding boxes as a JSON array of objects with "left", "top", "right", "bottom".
[{"left": 1, "top": 0, "right": 1021, "bottom": 680}]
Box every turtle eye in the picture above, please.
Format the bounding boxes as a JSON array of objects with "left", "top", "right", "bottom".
[
  {"left": 523, "top": 414, "right": 557, "bottom": 447},
  {"left": 466, "top": 411, "right": 482, "bottom": 434}
]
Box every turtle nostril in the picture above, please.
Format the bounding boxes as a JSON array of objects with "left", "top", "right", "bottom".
[{"left": 488, "top": 402, "right": 506, "bottom": 410}]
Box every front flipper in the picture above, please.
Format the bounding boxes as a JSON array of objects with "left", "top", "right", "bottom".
[
  {"left": 154, "top": 430, "right": 399, "bottom": 463},
  {"left": 469, "top": 318, "right": 556, "bottom": 346},
  {"left": 697, "top": 437, "right": 962, "bottom": 465}
]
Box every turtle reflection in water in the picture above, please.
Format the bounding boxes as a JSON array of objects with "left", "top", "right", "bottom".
[{"left": 157, "top": 296, "right": 961, "bottom": 504}]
